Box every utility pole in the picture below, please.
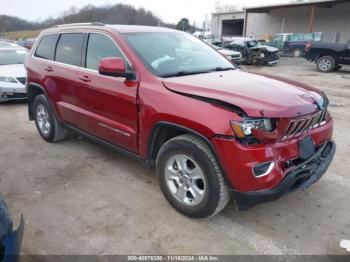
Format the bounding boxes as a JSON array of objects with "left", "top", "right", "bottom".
[{"left": 216, "top": 0, "right": 221, "bottom": 39}]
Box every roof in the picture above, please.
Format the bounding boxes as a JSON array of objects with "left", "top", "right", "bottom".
[
  {"left": 244, "top": 0, "right": 349, "bottom": 12},
  {"left": 211, "top": 10, "right": 245, "bottom": 15},
  {"left": 0, "top": 41, "right": 21, "bottom": 48}
]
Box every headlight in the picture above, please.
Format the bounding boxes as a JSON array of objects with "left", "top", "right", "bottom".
[
  {"left": 0, "top": 76, "right": 17, "bottom": 83},
  {"left": 231, "top": 118, "right": 274, "bottom": 138}
]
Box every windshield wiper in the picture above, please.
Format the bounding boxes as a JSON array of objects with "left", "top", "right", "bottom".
[
  {"left": 160, "top": 67, "right": 235, "bottom": 78},
  {"left": 160, "top": 70, "right": 211, "bottom": 78},
  {"left": 209, "top": 67, "right": 235, "bottom": 72}
]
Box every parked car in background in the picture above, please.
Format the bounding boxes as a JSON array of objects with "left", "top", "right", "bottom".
[
  {"left": 25, "top": 24, "right": 335, "bottom": 218},
  {"left": 209, "top": 43, "right": 242, "bottom": 64},
  {"left": 0, "top": 194, "right": 24, "bottom": 262},
  {"left": 16, "top": 38, "right": 36, "bottom": 50},
  {"left": 266, "top": 32, "right": 322, "bottom": 57},
  {"left": 0, "top": 42, "right": 21, "bottom": 48},
  {"left": 226, "top": 38, "right": 279, "bottom": 65},
  {"left": 305, "top": 39, "right": 350, "bottom": 72},
  {"left": 0, "top": 45, "right": 28, "bottom": 102}
]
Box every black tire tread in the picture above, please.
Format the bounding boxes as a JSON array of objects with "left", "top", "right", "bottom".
[
  {"left": 317, "top": 56, "right": 335, "bottom": 73},
  {"left": 33, "top": 95, "right": 67, "bottom": 142},
  {"left": 159, "top": 134, "right": 230, "bottom": 218}
]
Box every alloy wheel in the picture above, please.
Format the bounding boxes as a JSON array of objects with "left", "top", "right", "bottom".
[
  {"left": 319, "top": 58, "right": 332, "bottom": 71},
  {"left": 165, "top": 154, "right": 206, "bottom": 206},
  {"left": 36, "top": 104, "right": 51, "bottom": 136}
]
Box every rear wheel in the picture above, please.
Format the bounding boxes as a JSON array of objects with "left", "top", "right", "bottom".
[
  {"left": 317, "top": 56, "right": 336, "bottom": 73},
  {"left": 156, "top": 135, "right": 230, "bottom": 218},
  {"left": 293, "top": 48, "right": 303, "bottom": 58},
  {"left": 33, "top": 95, "right": 67, "bottom": 142}
]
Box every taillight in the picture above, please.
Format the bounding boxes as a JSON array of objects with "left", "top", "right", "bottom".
[{"left": 305, "top": 42, "right": 312, "bottom": 52}]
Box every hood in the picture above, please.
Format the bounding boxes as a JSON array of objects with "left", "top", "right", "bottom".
[
  {"left": 259, "top": 45, "right": 279, "bottom": 52},
  {"left": 0, "top": 64, "right": 26, "bottom": 78},
  {"left": 218, "top": 49, "right": 241, "bottom": 56},
  {"left": 163, "top": 70, "right": 324, "bottom": 118}
]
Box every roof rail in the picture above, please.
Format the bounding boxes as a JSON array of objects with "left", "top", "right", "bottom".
[{"left": 54, "top": 22, "right": 105, "bottom": 27}]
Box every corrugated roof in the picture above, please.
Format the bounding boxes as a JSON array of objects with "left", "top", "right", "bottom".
[{"left": 244, "top": 0, "right": 349, "bottom": 12}]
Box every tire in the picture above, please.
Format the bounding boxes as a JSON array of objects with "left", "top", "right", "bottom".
[
  {"left": 156, "top": 134, "right": 230, "bottom": 218},
  {"left": 0, "top": 195, "right": 13, "bottom": 242},
  {"left": 317, "top": 56, "right": 336, "bottom": 73},
  {"left": 33, "top": 94, "right": 67, "bottom": 142},
  {"left": 293, "top": 48, "right": 303, "bottom": 58}
]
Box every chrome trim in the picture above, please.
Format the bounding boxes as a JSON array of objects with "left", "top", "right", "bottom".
[
  {"left": 32, "top": 31, "right": 136, "bottom": 79},
  {"left": 252, "top": 161, "right": 275, "bottom": 178},
  {"left": 282, "top": 109, "right": 328, "bottom": 140}
]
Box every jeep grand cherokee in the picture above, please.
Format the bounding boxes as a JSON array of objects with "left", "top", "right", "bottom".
[{"left": 24, "top": 23, "right": 335, "bottom": 218}]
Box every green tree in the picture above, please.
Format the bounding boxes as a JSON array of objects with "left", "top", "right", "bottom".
[{"left": 176, "top": 18, "right": 191, "bottom": 32}]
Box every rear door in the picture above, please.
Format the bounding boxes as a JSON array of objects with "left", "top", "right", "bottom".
[
  {"left": 53, "top": 33, "right": 87, "bottom": 129},
  {"left": 76, "top": 32, "right": 139, "bottom": 152}
]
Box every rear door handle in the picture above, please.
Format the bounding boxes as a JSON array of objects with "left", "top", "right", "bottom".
[
  {"left": 78, "top": 75, "right": 91, "bottom": 82},
  {"left": 44, "top": 66, "right": 53, "bottom": 72}
]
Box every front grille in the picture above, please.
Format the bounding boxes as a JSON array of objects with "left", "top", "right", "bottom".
[
  {"left": 16, "top": 77, "right": 26, "bottom": 85},
  {"left": 282, "top": 108, "right": 327, "bottom": 140}
]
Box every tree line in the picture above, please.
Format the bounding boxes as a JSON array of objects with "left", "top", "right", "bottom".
[{"left": 0, "top": 4, "right": 179, "bottom": 33}]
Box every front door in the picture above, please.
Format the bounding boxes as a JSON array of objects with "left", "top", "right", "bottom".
[{"left": 76, "top": 32, "right": 139, "bottom": 153}]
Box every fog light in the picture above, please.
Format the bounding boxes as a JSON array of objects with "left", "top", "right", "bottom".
[{"left": 252, "top": 161, "right": 275, "bottom": 178}]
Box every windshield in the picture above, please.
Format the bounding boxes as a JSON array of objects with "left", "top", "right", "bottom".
[
  {"left": 123, "top": 32, "right": 234, "bottom": 77},
  {"left": 246, "top": 40, "right": 259, "bottom": 48},
  {"left": 0, "top": 49, "right": 27, "bottom": 65}
]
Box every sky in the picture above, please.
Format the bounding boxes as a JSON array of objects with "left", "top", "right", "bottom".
[{"left": 0, "top": 0, "right": 291, "bottom": 25}]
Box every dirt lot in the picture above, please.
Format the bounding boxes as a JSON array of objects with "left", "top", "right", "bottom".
[{"left": 0, "top": 58, "right": 349, "bottom": 255}]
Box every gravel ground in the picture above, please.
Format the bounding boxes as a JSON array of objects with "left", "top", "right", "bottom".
[{"left": 0, "top": 57, "right": 349, "bottom": 255}]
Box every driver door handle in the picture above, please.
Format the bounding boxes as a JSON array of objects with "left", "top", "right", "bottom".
[
  {"left": 78, "top": 75, "right": 91, "bottom": 82},
  {"left": 44, "top": 66, "right": 53, "bottom": 72}
]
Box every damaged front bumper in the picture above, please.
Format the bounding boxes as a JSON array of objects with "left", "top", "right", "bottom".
[
  {"left": 267, "top": 59, "right": 279, "bottom": 65},
  {"left": 232, "top": 140, "right": 336, "bottom": 210}
]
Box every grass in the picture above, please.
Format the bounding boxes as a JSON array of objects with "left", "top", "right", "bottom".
[{"left": 1, "top": 30, "right": 42, "bottom": 40}]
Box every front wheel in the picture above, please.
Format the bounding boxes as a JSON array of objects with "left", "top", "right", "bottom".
[
  {"left": 156, "top": 135, "right": 230, "bottom": 218},
  {"left": 317, "top": 56, "right": 336, "bottom": 73}
]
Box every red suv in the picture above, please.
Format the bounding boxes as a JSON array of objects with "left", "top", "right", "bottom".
[{"left": 25, "top": 23, "right": 335, "bottom": 218}]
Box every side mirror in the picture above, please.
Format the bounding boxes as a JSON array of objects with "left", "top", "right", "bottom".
[{"left": 98, "top": 57, "right": 135, "bottom": 80}]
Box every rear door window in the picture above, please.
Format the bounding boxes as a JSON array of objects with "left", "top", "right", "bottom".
[
  {"left": 34, "top": 34, "right": 59, "bottom": 60},
  {"left": 55, "top": 33, "right": 84, "bottom": 66}
]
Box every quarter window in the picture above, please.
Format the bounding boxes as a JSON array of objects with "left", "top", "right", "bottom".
[
  {"left": 86, "top": 33, "right": 129, "bottom": 71},
  {"left": 34, "top": 34, "right": 59, "bottom": 60},
  {"left": 55, "top": 33, "right": 84, "bottom": 66}
]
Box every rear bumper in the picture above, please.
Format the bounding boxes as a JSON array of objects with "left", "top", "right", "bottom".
[{"left": 232, "top": 140, "right": 336, "bottom": 210}]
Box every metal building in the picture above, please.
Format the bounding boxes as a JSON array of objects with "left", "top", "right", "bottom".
[
  {"left": 211, "top": 10, "right": 246, "bottom": 39},
  {"left": 212, "top": 0, "right": 350, "bottom": 43}
]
